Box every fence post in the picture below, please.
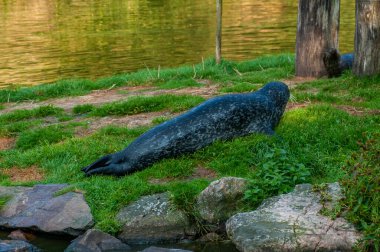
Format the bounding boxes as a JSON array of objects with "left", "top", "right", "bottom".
[
  {"left": 295, "top": 0, "right": 340, "bottom": 77},
  {"left": 353, "top": 0, "right": 380, "bottom": 76},
  {"left": 216, "top": 0, "right": 222, "bottom": 64}
]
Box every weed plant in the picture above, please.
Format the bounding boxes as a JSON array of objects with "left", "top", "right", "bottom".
[
  {"left": 244, "top": 148, "right": 311, "bottom": 208},
  {"left": 339, "top": 134, "right": 380, "bottom": 251}
]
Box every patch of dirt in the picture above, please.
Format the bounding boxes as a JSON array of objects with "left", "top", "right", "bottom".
[
  {"left": 286, "top": 101, "right": 312, "bottom": 111},
  {"left": 0, "top": 137, "right": 15, "bottom": 150},
  {"left": 149, "top": 166, "right": 218, "bottom": 185},
  {"left": 335, "top": 105, "right": 380, "bottom": 116},
  {"left": 2, "top": 166, "right": 45, "bottom": 182},
  {"left": 191, "top": 166, "right": 218, "bottom": 180},
  {"left": 0, "top": 85, "right": 219, "bottom": 115},
  {"left": 196, "top": 79, "right": 215, "bottom": 85},
  {"left": 73, "top": 111, "right": 180, "bottom": 136},
  {"left": 283, "top": 77, "right": 317, "bottom": 88},
  {"left": 351, "top": 97, "right": 366, "bottom": 103}
]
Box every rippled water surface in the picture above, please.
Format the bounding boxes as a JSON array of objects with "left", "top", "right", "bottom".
[{"left": 0, "top": 0, "right": 355, "bottom": 87}]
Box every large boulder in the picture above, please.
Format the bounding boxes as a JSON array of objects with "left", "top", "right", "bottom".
[
  {"left": 117, "top": 193, "right": 195, "bottom": 244},
  {"left": 196, "top": 177, "right": 248, "bottom": 223},
  {"left": 65, "top": 229, "right": 131, "bottom": 252},
  {"left": 0, "top": 184, "right": 94, "bottom": 236},
  {"left": 226, "top": 183, "right": 362, "bottom": 252},
  {"left": 0, "top": 239, "right": 40, "bottom": 252}
]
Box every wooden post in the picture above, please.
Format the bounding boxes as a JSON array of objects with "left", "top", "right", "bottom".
[
  {"left": 353, "top": 0, "right": 380, "bottom": 76},
  {"left": 216, "top": 0, "right": 222, "bottom": 64},
  {"left": 295, "top": 0, "right": 340, "bottom": 77}
]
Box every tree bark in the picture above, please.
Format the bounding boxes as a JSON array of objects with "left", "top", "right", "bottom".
[
  {"left": 353, "top": 0, "right": 380, "bottom": 76},
  {"left": 216, "top": 0, "right": 222, "bottom": 64},
  {"left": 295, "top": 0, "right": 340, "bottom": 77}
]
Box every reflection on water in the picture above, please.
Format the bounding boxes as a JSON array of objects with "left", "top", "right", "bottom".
[{"left": 0, "top": 0, "right": 355, "bottom": 87}]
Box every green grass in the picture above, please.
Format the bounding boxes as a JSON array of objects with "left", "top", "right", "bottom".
[
  {"left": 0, "top": 196, "right": 11, "bottom": 211},
  {"left": 291, "top": 72, "right": 380, "bottom": 109},
  {"left": 157, "top": 79, "right": 202, "bottom": 89},
  {"left": 73, "top": 104, "right": 95, "bottom": 114},
  {"left": 220, "top": 82, "right": 261, "bottom": 93},
  {"left": 90, "top": 94, "right": 205, "bottom": 117},
  {"left": 15, "top": 125, "right": 74, "bottom": 150},
  {"left": 1, "top": 105, "right": 378, "bottom": 232},
  {"left": 0, "top": 120, "right": 42, "bottom": 136},
  {"left": 0, "top": 54, "right": 379, "bottom": 240},
  {"left": 0, "top": 105, "right": 63, "bottom": 124}
]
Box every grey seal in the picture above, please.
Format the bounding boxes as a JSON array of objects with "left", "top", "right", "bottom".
[{"left": 82, "top": 81, "right": 290, "bottom": 176}]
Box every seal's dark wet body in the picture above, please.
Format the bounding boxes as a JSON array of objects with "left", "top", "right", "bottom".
[{"left": 82, "top": 81, "right": 290, "bottom": 176}]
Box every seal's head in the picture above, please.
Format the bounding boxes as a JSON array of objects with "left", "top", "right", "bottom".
[
  {"left": 323, "top": 48, "right": 341, "bottom": 77},
  {"left": 259, "top": 81, "right": 290, "bottom": 110}
]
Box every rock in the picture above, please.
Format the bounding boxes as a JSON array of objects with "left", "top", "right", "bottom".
[
  {"left": 0, "top": 239, "right": 40, "bottom": 252},
  {"left": 197, "top": 232, "right": 221, "bottom": 242},
  {"left": 140, "top": 247, "right": 192, "bottom": 252},
  {"left": 8, "top": 230, "right": 36, "bottom": 242},
  {"left": 196, "top": 177, "right": 248, "bottom": 223},
  {"left": 64, "top": 229, "right": 131, "bottom": 252},
  {"left": 117, "top": 193, "right": 195, "bottom": 244},
  {"left": 0, "top": 184, "right": 94, "bottom": 236},
  {"left": 226, "top": 183, "right": 362, "bottom": 252}
]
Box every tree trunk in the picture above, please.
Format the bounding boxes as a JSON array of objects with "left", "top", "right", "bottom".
[
  {"left": 295, "top": 0, "right": 340, "bottom": 77},
  {"left": 216, "top": 0, "right": 222, "bottom": 64},
  {"left": 353, "top": 0, "right": 380, "bottom": 76}
]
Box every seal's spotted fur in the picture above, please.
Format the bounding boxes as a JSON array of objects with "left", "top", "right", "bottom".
[{"left": 83, "top": 81, "right": 290, "bottom": 176}]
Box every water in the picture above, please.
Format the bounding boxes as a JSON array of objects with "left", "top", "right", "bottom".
[
  {"left": 0, "top": 0, "right": 355, "bottom": 88},
  {"left": 0, "top": 230, "right": 71, "bottom": 251},
  {"left": 1, "top": 230, "right": 239, "bottom": 252}
]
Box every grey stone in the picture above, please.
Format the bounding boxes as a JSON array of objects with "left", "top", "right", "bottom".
[
  {"left": 83, "top": 81, "right": 290, "bottom": 176},
  {"left": 196, "top": 177, "right": 248, "bottom": 223},
  {"left": 0, "top": 184, "right": 94, "bottom": 236},
  {"left": 65, "top": 229, "right": 131, "bottom": 252},
  {"left": 140, "top": 247, "right": 192, "bottom": 252},
  {"left": 226, "top": 183, "right": 362, "bottom": 252},
  {"left": 117, "top": 193, "right": 195, "bottom": 244},
  {"left": 0, "top": 239, "right": 40, "bottom": 252}
]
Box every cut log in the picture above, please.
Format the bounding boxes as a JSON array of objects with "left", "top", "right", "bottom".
[
  {"left": 295, "top": 0, "right": 340, "bottom": 77},
  {"left": 353, "top": 0, "right": 380, "bottom": 76},
  {"left": 216, "top": 0, "right": 222, "bottom": 64}
]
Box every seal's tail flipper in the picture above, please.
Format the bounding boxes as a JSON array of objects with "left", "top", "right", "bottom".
[
  {"left": 82, "top": 154, "right": 113, "bottom": 173},
  {"left": 84, "top": 164, "right": 125, "bottom": 176}
]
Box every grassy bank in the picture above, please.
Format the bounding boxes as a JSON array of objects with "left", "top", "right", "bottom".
[
  {"left": 0, "top": 55, "right": 293, "bottom": 103},
  {"left": 0, "top": 55, "right": 379, "bottom": 248}
]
